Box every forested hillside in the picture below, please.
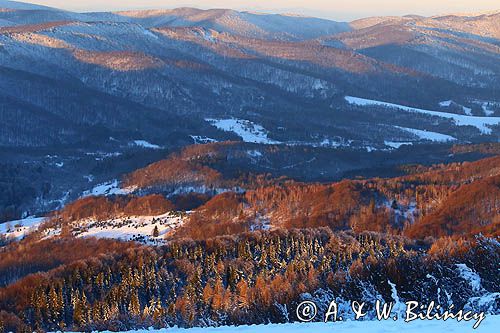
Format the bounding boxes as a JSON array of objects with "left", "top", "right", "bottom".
[
  {"left": 0, "top": 144, "right": 498, "bottom": 331},
  {"left": 0, "top": 229, "right": 498, "bottom": 332},
  {"left": 0, "top": 2, "right": 499, "bottom": 332}
]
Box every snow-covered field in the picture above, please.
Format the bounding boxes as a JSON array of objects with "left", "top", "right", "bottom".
[
  {"left": 395, "top": 126, "right": 456, "bottom": 142},
  {"left": 382, "top": 124, "right": 457, "bottom": 149},
  {"left": 346, "top": 96, "right": 500, "bottom": 134},
  {"left": 72, "top": 213, "right": 184, "bottom": 244},
  {"left": 384, "top": 141, "right": 412, "bottom": 149},
  {"left": 0, "top": 0, "right": 50, "bottom": 10},
  {"left": 62, "top": 315, "right": 499, "bottom": 333},
  {"left": 131, "top": 140, "right": 163, "bottom": 149},
  {"left": 190, "top": 135, "right": 218, "bottom": 144},
  {"left": 206, "top": 118, "right": 281, "bottom": 144},
  {"left": 205, "top": 112, "right": 464, "bottom": 150},
  {"left": 439, "top": 100, "right": 472, "bottom": 115},
  {"left": 471, "top": 100, "right": 499, "bottom": 116},
  {"left": 81, "top": 180, "right": 136, "bottom": 197},
  {"left": 0, "top": 216, "right": 45, "bottom": 240},
  {"left": 0, "top": 212, "right": 185, "bottom": 244}
]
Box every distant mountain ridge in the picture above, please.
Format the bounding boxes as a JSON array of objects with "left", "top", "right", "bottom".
[
  {"left": 114, "top": 7, "right": 351, "bottom": 40},
  {"left": 0, "top": 0, "right": 54, "bottom": 10},
  {"left": 0, "top": 3, "right": 498, "bottom": 150}
]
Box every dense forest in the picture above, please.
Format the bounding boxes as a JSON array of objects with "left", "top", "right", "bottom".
[
  {"left": 42, "top": 149, "right": 500, "bottom": 241},
  {"left": 0, "top": 144, "right": 499, "bottom": 332},
  {"left": 0, "top": 230, "right": 498, "bottom": 332},
  {"left": 113, "top": 148, "right": 500, "bottom": 240}
]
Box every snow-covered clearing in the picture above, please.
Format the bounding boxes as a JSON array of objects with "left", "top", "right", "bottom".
[
  {"left": 481, "top": 105, "right": 495, "bottom": 116},
  {"left": 0, "top": 213, "right": 185, "bottom": 245},
  {"left": 439, "top": 100, "right": 453, "bottom": 107},
  {"left": 190, "top": 135, "right": 218, "bottom": 144},
  {"left": 384, "top": 141, "right": 412, "bottom": 149},
  {"left": 439, "top": 100, "right": 472, "bottom": 115},
  {"left": 82, "top": 180, "right": 136, "bottom": 197},
  {"left": 466, "top": 293, "right": 500, "bottom": 314},
  {"left": 205, "top": 118, "right": 281, "bottom": 144},
  {"left": 73, "top": 212, "right": 184, "bottom": 244},
  {"left": 206, "top": 118, "right": 354, "bottom": 148},
  {"left": 454, "top": 264, "right": 499, "bottom": 313},
  {"left": 61, "top": 314, "right": 500, "bottom": 332},
  {"left": 85, "top": 151, "right": 122, "bottom": 161},
  {"left": 131, "top": 140, "right": 163, "bottom": 149},
  {"left": 471, "top": 100, "right": 499, "bottom": 116},
  {"left": 345, "top": 96, "right": 500, "bottom": 134},
  {"left": 0, "top": 216, "right": 45, "bottom": 240},
  {"left": 456, "top": 264, "right": 482, "bottom": 292},
  {"left": 395, "top": 126, "right": 456, "bottom": 142},
  {"left": 247, "top": 149, "right": 263, "bottom": 158}
]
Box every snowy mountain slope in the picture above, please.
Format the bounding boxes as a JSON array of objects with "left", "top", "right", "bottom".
[
  {"left": 349, "top": 11, "right": 500, "bottom": 38},
  {"left": 70, "top": 212, "right": 184, "bottom": 244},
  {"left": 0, "top": 1, "right": 83, "bottom": 25},
  {"left": 0, "top": 212, "right": 185, "bottom": 245},
  {"left": 395, "top": 126, "right": 457, "bottom": 142},
  {"left": 429, "top": 11, "right": 500, "bottom": 40},
  {"left": 0, "top": 0, "right": 53, "bottom": 10},
  {"left": 345, "top": 96, "right": 500, "bottom": 134},
  {"left": 237, "top": 11, "right": 351, "bottom": 40},
  {"left": 0, "top": 17, "right": 12, "bottom": 26},
  {"left": 1, "top": 3, "right": 500, "bottom": 222},
  {"left": 0, "top": 7, "right": 497, "bottom": 149},
  {"left": 324, "top": 14, "right": 500, "bottom": 88},
  {"left": 62, "top": 315, "right": 500, "bottom": 332},
  {"left": 81, "top": 180, "right": 135, "bottom": 197},
  {"left": 206, "top": 118, "right": 281, "bottom": 144},
  {"left": 0, "top": 216, "right": 44, "bottom": 239}
]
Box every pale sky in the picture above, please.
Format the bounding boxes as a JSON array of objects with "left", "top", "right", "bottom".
[{"left": 20, "top": 0, "right": 500, "bottom": 21}]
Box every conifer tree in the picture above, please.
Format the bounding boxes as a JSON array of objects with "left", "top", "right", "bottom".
[{"left": 152, "top": 226, "right": 160, "bottom": 238}]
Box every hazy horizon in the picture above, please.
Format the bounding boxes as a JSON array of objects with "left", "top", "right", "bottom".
[{"left": 8, "top": 0, "right": 500, "bottom": 21}]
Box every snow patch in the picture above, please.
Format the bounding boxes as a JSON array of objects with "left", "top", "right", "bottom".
[
  {"left": 395, "top": 126, "right": 456, "bottom": 142},
  {"left": 83, "top": 175, "right": 94, "bottom": 182},
  {"left": 131, "top": 140, "right": 162, "bottom": 149},
  {"left": 472, "top": 100, "right": 499, "bottom": 116},
  {"left": 462, "top": 106, "right": 473, "bottom": 116},
  {"left": 72, "top": 212, "right": 184, "bottom": 244},
  {"left": 249, "top": 214, "right": 271, "bottom": 231},
  {"left": 384, "top": 141, "right": 413, "bottom": 149},
  {"left": 86, "top": 151, "right": 122, "bottom": 161},
  {"left": 82, "top": 180, "right": 135, "bottom": 197},
  {"left": 142, "top": 28, "right": 158, "bottom": 39},
  {"left": 465, "top": 293, "right": 500, "bottom": 314},
  {"left": 0, "top": 216, "right": 45, "bottom": 240},
  {"left": 388, "top": 280, "right": 406, "bottom": 316},
  {"left": 247, "top": 149, "right": 262, "bottom": 158},
  {"left": 456, "top": 263, "right": 482, "bottom": 292},
  {"left": 346, "top": 96, "right": 500, "bottom": 134},
  {"left": 206, "top": 118, "right": 281, "bottom": 144},
  {"left": 67, "top": 314, "right": 500, "bottom": 332},
  {"left": 190, "top": 135, "right": 218, "bottom": 144},
  {"left": 440, "top": 100, "right": 473, "bottom": 116},
  {"left": 312, "top": 79, "right": 327, "bottom": 90},
  {"left": 482, "top": 106, "right": 495, "bottom": 116}
]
